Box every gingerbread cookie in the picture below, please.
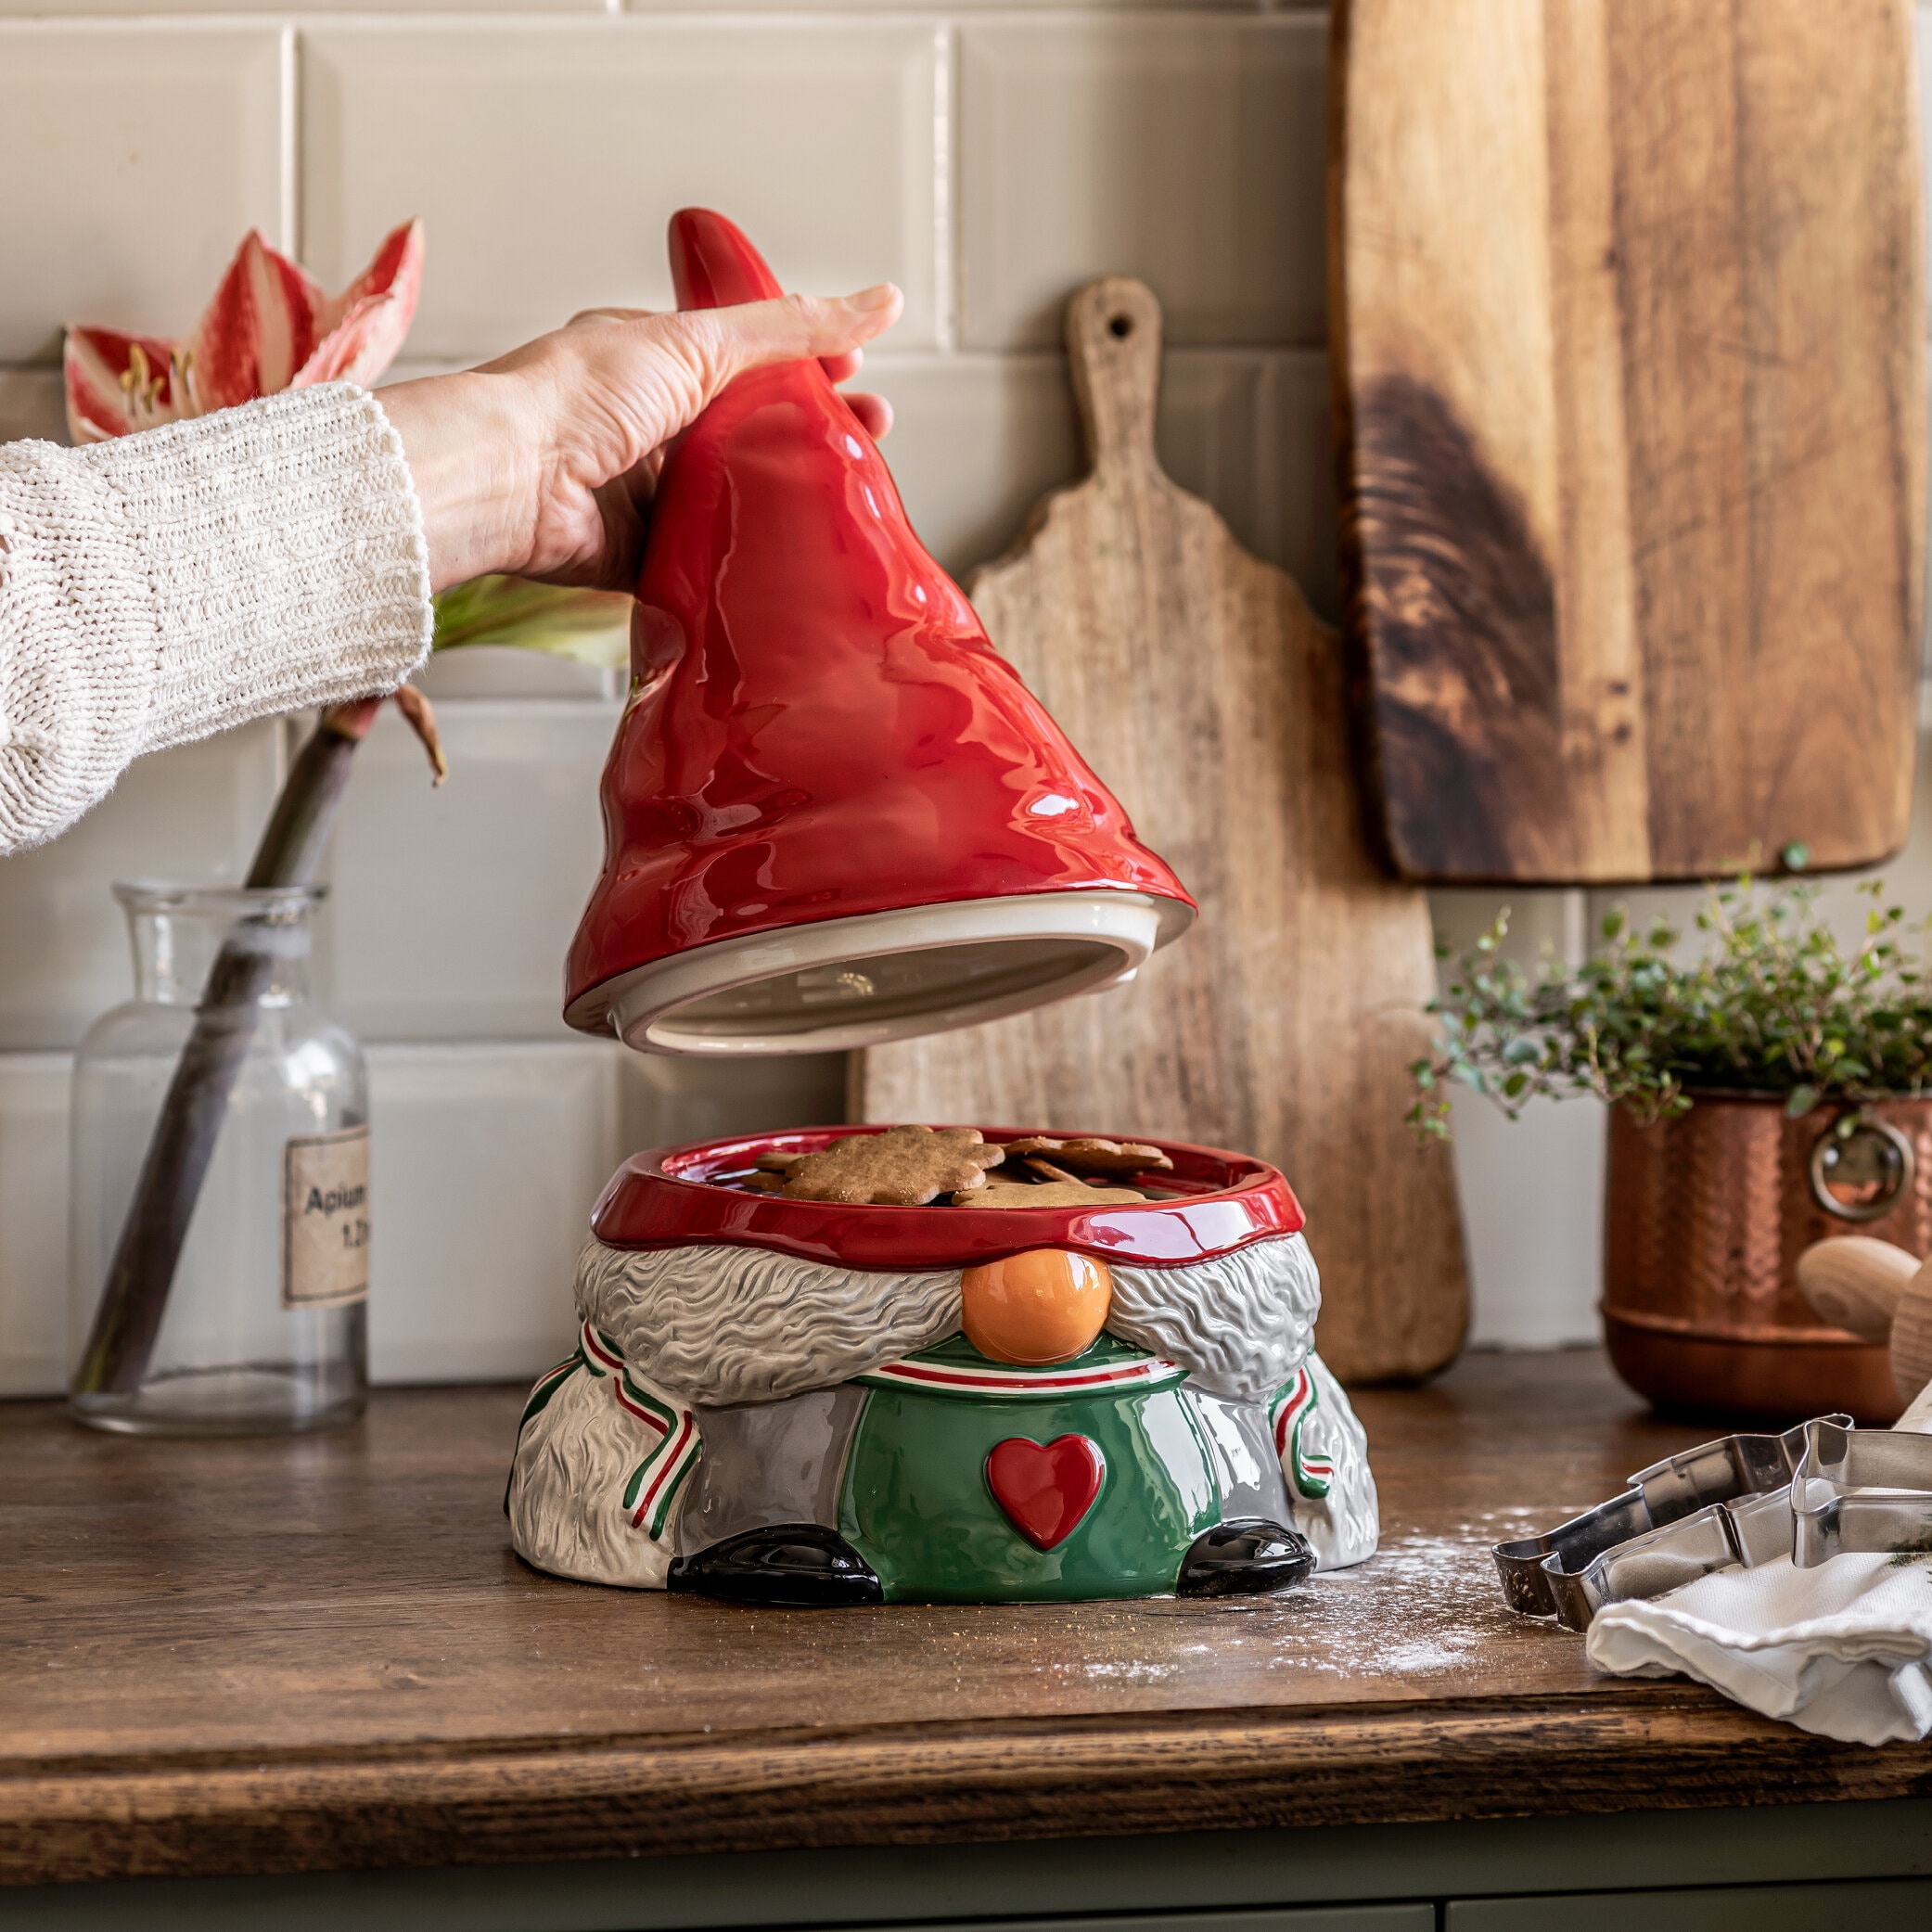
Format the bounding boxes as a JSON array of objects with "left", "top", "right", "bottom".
[
  {"left": 780, "top": 1125, "right": 1005, "bottom": 1206},
  {"left": 962, "top": 1182, "right": 1147, "bottom": 1209},
  {"left": 1017, "top": 1155, "right": 1085, "bottom": 1185},
  {"left": 999, "top": 1136, "right": 1173, "bottom": 1177}
]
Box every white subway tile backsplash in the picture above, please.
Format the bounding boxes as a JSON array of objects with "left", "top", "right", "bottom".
[
  {"left": 365, "top": 1041, "right": 615, "bottom": 1383},
  {"left": 0, "top": 368, "right": 65, "bottom": 443},
  {"left": 1160, "top": 348, "right": 1337, "bottom": 615},
  {"left": 1427, "top": 887, "right": 1587, "bottom": 972},
  {"left": 1259, "top": 351, "right": 1339, "bottom": 623},
  {"left": 0, "top": 723, "right": 287, "bottom": 1053},
  {"left": 6, "top": 0, "right": 597, "bottom": 12},
  {"left": 617, "top": 1050, "right": 848, "bottom": 1154},
  {"left": 0, "top": 24, "right": 287, "bottom": 364},
  {"left": 301, "top": 19, "right": 944, "bottom": 362},
  {"left": 621, "top": 0, "right": 1256, "bottom": 9},
  {"left": 414, "top": 646, "right": 621, "bottom": 704},
  {"left": 320, "top": 697, "right": 619, "bottom": 1043},
  {"left": 957, "top": 16, "right": 1326, "bottom": 352},
  {"left": 865, "top": 346, "right": 1335, "bottom": 607},
  {"left": 0, "top": 1056, "right": 71, "bottom": 1396},
  {"left": 1428, "top": 887, "right": 1604, "bottom": 1350},
  {"left": 366, "top": 1042, "right": 855, "bottom": 1385},
  {"left": 864, "top": 352, "right": 1080, "bottom": 578},
  {"left": 1452, "top": 1086, "right": 1606, "bottom": 1351}
]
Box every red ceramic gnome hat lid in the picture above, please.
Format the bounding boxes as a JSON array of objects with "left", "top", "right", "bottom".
[{"left": 564, "top": 211, "right": 1195, "bottom": 1056}]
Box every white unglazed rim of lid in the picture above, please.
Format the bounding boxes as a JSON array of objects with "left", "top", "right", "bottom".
[{"left": 575, "top": 889, "right": 1193, "bottom": 1056}]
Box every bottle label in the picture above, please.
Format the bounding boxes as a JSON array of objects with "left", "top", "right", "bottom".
[{"left": 282, "top": 1125, "right": 371, "bottom": 1310}]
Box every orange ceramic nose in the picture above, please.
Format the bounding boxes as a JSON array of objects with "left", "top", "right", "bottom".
[{"left": 961, "top": 1249, "right": 1113, "bottom": 1366}]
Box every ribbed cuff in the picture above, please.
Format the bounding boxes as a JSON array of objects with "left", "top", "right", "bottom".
[{"left": 83, "top": 383, "right": 433, "bottom": 754}]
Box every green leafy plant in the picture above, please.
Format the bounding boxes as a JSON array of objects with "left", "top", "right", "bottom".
[{"left": 1409, "top": 871, "right": 1932, "bottom": 1141}]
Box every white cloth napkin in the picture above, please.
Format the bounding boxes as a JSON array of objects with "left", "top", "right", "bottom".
[{"left": 1584, "top": 1382, "right": 1932, "bottom": 1745}]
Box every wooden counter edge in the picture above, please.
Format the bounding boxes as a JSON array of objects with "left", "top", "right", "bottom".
[{"left": 3, "top": 1692, "right": 1927, "bottom": 1887}]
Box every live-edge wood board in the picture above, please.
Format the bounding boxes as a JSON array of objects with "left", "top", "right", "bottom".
[{"left": 1330, "top": 0, "right": 1926, "bottom": 884}]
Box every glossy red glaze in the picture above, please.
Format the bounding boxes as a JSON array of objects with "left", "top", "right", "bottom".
[
  {"left": 590, "top": 1126, "right": 1305, "bottom": 1270},
  {"left": 564, "top": 210, "right": 1193, "bottom": 1024},
  {"left": 985, "top": 1436, "right": 1106, "bottom": 1550}
]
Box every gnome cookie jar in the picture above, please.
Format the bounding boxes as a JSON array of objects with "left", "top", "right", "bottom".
[
  {"left": 507, "top": 211, "right": 1378, "bottom": 1604},
  {"left": 506, "top": 1126, "right": 1379, "bottom": 1604}
]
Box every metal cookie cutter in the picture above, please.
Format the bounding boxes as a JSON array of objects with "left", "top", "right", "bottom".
[
  {"left": 1793, "top": 1418, "right": 1932, "bottom": 1567},
  {"left": 1494, "top": 1417, "right": 1848, "bottom": 1631}
]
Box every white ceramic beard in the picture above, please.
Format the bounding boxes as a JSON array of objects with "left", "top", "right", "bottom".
[
  {"left": 505, "top": 1355, "right": 679, "bottom": 1588},
  {"left": 1108, "top": 1239, "right": 1320, "bottom": 1401},
  {"left": 575, "top": 1236, "right": 962, "bottom": 1406},
  {"left": 1290, "top": 1352, "right": 1379, "bottom": 1570},
  {"left": 576, "top": 1230, "right": 1324, "bottom": 1408}
]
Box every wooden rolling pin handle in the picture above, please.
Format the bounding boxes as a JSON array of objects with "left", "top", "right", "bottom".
[
  {"left": 1894, "top": 1280, "right": 1932, "bottom": 1406},
  {"left": 1796, "top": 1235, "right": 1932, "bottom": 1408},
  {"left": 1065, "top": 276, "right": 1163, "bottom": 473},
  {"left": 1794, "top": 1235, "right": 1918, "bottom": 1341}
]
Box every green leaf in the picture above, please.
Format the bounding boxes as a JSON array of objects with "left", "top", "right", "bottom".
[
  {"left": 1405, "top": 864, "right": 1932, "bottom": 1142},
  {"left": 430, "top": 575, "right": 632, "bottom": 668}
]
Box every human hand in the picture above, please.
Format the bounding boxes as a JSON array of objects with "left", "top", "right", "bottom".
[{"left": 377, "top": 285, "right": 903, "bottom": 595}]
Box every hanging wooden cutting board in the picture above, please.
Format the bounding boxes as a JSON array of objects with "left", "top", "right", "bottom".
[
  {"left": 855, "top": 278, "right": 1467, "bottom": 1384},
  {"left": 1330, "top": 0, "right": 1926, "bottom": 884}
]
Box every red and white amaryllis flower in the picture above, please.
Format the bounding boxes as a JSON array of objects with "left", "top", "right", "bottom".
[
  {"left": 64, "top": 220, "right": 425, "bottom": 443},
  {"left": 61, "top": 212, "right": 628, "bottom": 768}
]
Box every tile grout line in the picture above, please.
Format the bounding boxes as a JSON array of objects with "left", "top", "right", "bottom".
[
  {"left": 933, "top": 20, "right": 955, "bottom": 354},
  {"left": 279, "top": 23, "right": 300, "bottom": 260}
]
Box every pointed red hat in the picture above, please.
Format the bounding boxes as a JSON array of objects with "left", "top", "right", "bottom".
[{"left": 564, "top": 211, "right": 1194, "bottom": 1055}]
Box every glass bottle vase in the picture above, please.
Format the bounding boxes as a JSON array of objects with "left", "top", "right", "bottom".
[{"left": 68, "top": 884, "right": 369, "bottom": 1435}]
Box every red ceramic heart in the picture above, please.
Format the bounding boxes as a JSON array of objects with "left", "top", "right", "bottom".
[{"left": 985, "top": 1435, "right": 1106, "bottom": 1550}]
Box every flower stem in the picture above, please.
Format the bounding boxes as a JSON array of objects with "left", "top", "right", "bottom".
[{"left": 70, "top": 701, "right": 381, "bottom": 1398}]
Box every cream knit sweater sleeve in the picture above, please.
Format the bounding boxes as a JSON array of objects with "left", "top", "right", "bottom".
[{"left": 0, "top": 382, "right": 433, "bottom": 856}]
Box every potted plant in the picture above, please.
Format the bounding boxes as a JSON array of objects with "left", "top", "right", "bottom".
[{"left": 1411, "top": 872, "right": 1932, "bottom": 1424}]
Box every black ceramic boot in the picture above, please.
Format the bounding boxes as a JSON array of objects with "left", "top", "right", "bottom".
[
  {"left": 1176, "top": 1518, "right": 1315, "bottom": 1598},
  {"left": 668, "top": 1523, "right": 885, "bottom": 1607}
]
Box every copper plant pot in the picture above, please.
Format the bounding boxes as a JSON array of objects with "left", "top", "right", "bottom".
[{"left": 1604, "top": 1092, "right": 1932, "bottom": 1426}]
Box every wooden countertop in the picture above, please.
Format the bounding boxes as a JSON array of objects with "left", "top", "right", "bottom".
[{"left": 3, "top": 1349, "right": 1927, "bottom": 1887}]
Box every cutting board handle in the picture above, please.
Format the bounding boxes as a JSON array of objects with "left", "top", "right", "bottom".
[{"left": 1067, "top": 277, "right": 1162, "bottom": 475}]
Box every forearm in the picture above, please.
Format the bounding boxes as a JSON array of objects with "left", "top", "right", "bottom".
[
  {"left": 374, "top": 370, "right": 536, "bottom": 593},
  {"left": 0, "top": 385, "right": 431, "bottom": 855}
]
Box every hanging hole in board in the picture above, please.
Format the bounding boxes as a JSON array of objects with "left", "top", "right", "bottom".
[{"left": 1109, "top": 314, "right": 1133, "bottom": 339}]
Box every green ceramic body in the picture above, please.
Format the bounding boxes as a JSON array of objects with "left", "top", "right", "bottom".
[{"left": 838, "top": 1334, "right": 1219, "bottom": 1603}]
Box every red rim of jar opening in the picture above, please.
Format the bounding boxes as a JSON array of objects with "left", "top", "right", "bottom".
[{"left": 590, "top": 1126, "right": 1305, "bottom": 1271}]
